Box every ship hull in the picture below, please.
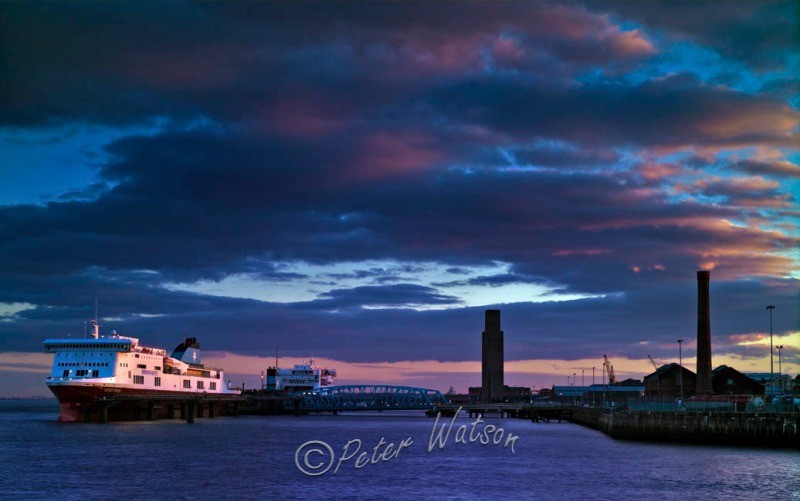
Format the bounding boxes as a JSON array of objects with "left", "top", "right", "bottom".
[{"left": 47, "top": 383, "right": 242, "bottom": 422}]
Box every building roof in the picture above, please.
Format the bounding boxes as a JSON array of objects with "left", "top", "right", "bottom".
[
  {"left": 616, "top": 378, "right": 643, "bottom": 386},
  {"left": 644, "top": 363, "right": 696, "bottom": 380}
]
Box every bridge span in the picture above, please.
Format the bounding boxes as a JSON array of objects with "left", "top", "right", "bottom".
[{"left": 292, "top": 385, "right": 449, "bottom": 412}]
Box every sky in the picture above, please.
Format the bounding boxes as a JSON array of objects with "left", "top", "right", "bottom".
[{"left": 1, "top": 1, "right": 798, "bottom": 396}]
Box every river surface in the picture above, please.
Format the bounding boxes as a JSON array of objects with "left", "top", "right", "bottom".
[{"left": 1, "top": 400, "right": 798, "bottom": 500}]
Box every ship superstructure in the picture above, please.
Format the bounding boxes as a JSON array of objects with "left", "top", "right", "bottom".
[
  {"left": 266, "top": 359, "right": 337, "bottom": 393},
  {"left": 43, "top": 321, "right": 240, "bottom": 421}
]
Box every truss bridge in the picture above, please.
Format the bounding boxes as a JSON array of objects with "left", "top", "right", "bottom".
[{"left": 290, "top": 385, "right": 450, "bottom": 412}]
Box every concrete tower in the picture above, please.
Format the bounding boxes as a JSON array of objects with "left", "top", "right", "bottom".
[
  {"left": 695, "top": 270, "right": 713, "bottom": 395},
  {"left": 481, "top": 309, "right": 504, "bottom": 403}
]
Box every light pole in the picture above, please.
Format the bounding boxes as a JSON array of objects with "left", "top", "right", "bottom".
[
  {"left": 581, "top": 369, "right": 585, "bottom": 404},
  {"left": 593, "top": 366, "right": 595, "bottom": 385},
  {"left": 573, "top": 372, "right": 577, "bottom": 405},
  {"left": 677, "top": 339, "right": 684, "bottom": 405},
  {"left": 776, "top": 345, "right": 784, "bottom": 392},
  {"left": 767, "top": 305, "right": 775, "bottom": 395}
]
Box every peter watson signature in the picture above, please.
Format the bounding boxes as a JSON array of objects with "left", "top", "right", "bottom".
[{"left": 294, "top": 407, "right": 519, "bottom": 476}]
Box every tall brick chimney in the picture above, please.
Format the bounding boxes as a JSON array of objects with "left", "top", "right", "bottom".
[
  {"left": 695, "top": 270, "right": 713, "bottom": 395},
  {"left": 481, "top": 309, "right": 504, "bottom": 403}
]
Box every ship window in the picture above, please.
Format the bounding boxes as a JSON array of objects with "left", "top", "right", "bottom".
[
  {"left": 197, "top": 381, "right": 204, "bottom": 390},
  {"left": 62, "top": 370, "right": 69, "bottom": 377},
  {"left": 210, "top": 382, "right": 216, "bottom": 391},
  {"left": 133, "top": 375, "right": 144, "bottom": 385},
  {"left": 183, "top": 380, "right": 191, "bottom": 389},
  {"left": 92, "top": 370, "right": 99, "bottom": 377},
  {"left": 137, "top": 364, "right": 146, "bottom": 369},
  {"left": 154, "top": 377, "right": 161, "bottom": 387},
  {"left": 155, "top": 366, "right": 161, "bottom": 371}
]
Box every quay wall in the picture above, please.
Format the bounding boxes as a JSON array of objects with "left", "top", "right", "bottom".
[
  {"left": 597, "top": 411, "right": 800, "bottom": 448},
  {"left": 568, "top": 407, "right": 603, "bottom": 429}
]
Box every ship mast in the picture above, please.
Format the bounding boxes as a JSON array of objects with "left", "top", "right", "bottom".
[{"left": 91, "top": 297, "right": 100, "bottom": 339}]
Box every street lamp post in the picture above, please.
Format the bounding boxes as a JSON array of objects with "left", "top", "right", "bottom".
[
  {"left": 602, "top": 363, "right": 606, "bottom": 409},
  {"left": 677, "top": 339, "right": 684, "bottom": 405},
  {"left": 767, "top": 305, "right": 775, "bottom": 395},
  {"left": 776, "top": 345, "right": 784, "bottom": 392}
]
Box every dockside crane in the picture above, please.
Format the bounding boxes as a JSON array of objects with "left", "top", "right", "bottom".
[
  {"left": 647, "top": 354, "right": 662, "bottom": 397},
  {"left": 602, "top": 354, "right": 616, "bottom": 386},
  {"left": 647, "top": 354, "right": 660, "bottom": 372}
]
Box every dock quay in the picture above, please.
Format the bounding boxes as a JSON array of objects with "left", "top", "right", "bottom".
[
  {"left": 599, "top": 410, "right": 800, "bottom": 448},
  {"left": 427, "top": 404, "right": 799, "bottom": 448}
]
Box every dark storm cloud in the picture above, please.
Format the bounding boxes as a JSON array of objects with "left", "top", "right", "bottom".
[
  {"left": 0, "top": 127, "right": 795, "bottom": 303},
  {"left": 512, "top": 144, "right": 620, "bottom": 169},
  {"left": 2, "top": 2, "right": 795, "bottom": 159},
  {"left": 433, "top": 273, "right": 554, "bottom": 289},
  {"left": 430, "top": 73, "right": 797, "bottom": 149},
  {"left": 601, "top": 1, "right": 798, "bottom": 71},
  {"left": 0, "top": 1, "right": 797, "bottom": 374},
  {"left": 731, "top": 159, "right": 800, "bottom": 179},
  {"left": 0, "top": 1, "right": 655, "bottom": 126},
  {"left": 309, "top": 284, "right": 462, "bottom": 310},
  {"left": 691, "top": 177, "right": 795, "bottom": 209}
]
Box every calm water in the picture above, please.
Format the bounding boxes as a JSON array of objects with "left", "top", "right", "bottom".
[{"left": 0, "top": 400, "right": 798, "bottom": 500}]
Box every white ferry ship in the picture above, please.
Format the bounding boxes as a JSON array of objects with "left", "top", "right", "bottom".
[
  {"left": 43, "top": 321, "right": 240, "bottom": 422},
  {"left": 267, "top": 359, "right": 337, "bottom": 393}
]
